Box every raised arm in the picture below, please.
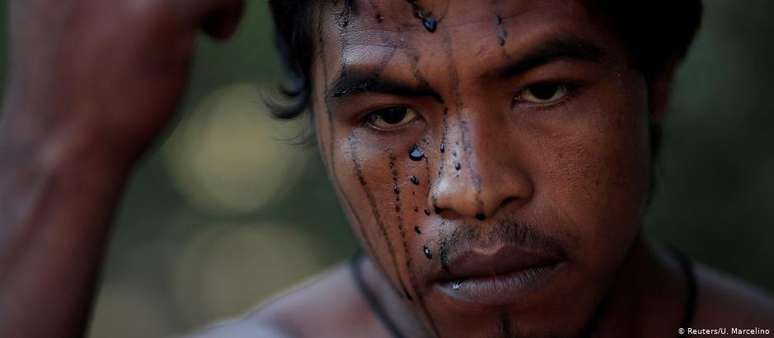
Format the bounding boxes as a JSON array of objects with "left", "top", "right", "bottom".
[{"left": 0, "top": 1, "right": 244, "bottom": 336}]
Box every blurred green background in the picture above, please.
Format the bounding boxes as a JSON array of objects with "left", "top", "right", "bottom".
[{"left": 1, "top": 1, "right": 773, "bottom": 337}]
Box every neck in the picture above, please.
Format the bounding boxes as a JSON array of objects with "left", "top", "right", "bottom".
[
  {"left": 359, "top": 255, "right": 432, "bottom": 338},
  {"left": 591, "top": 235, "right": 689, "bottom": 338}
]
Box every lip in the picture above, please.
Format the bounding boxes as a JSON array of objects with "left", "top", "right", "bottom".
[{"left": 432, "top": 244, "right": 566, "bottom": 307}]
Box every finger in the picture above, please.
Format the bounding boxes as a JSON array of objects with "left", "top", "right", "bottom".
[
  {"left": 201, "top": 0, "right": 245, "bottom": 40},
  {"left": 180, "top": 0, "right": 245, "bottom": 39}
]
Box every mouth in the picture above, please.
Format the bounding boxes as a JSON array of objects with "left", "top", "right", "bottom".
[{"left": 432, "top": 244, "right": 567, "bottom": 307}]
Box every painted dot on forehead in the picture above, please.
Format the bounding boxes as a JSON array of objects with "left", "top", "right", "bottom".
[{"left": 496, "top": 14, "right": 508, "bottom": 46}]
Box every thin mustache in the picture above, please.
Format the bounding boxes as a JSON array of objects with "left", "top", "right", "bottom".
[{"left": 438, "top": 218, "right": 568, "bottom": 272}]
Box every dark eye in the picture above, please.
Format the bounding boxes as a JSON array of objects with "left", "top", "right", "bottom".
[
  {"left": 365, "top": 107, "right": 419, "bottom": 130},
  {"left": 515, "top": 82, "right": 569, "bottom": 104}
]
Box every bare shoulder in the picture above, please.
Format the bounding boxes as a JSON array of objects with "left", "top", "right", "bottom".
[
  {"left": 693, "top": 262, "right": 774, "bottom": 328},
  {"left": 184, "top": 261, "right": 379, "bottom": 338},
  {"left": 183, "top": 318, "right": 293, "bottom": 338}
]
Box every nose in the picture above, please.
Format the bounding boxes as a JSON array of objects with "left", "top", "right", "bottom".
[{"left": 428, "top": 117, "right": 533, "bottom": 220}]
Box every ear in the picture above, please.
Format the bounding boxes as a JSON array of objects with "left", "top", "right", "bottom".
[{"left": 647, "top": 58, "right": 680, "bottom": 123}]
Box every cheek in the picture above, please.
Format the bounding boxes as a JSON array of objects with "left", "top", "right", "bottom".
[
  {"left": 330, "top": 129, "right": 432, "bottom": 289},
  {"left": 536, "top": 79, "right": 651, "bottom": 268}
]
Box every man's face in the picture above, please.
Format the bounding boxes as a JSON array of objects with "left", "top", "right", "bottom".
[{"left": 311, "top": 0, "right": 653, "bottom": 336}]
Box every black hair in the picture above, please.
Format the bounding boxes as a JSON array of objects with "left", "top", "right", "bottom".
[{"left": 267, "top": 0, "right": 703, "bottom": 121}]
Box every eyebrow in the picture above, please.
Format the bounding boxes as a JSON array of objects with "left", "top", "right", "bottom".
[
  {"left": 496, "top": 35, "right": 606, "bottom": 79},
  {"left": 325, "top": 35, "right": 605, "bottom": 103},
  {"left": 325, "top": 69, "right": 443, "bottom": 103}
]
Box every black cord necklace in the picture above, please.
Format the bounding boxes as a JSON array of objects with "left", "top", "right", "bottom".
[{"left": 350, "top": 253, "right": 407, "bottom": 338}]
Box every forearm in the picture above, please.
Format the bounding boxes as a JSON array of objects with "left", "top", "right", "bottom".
[{"left": 0, "top": 107, "right": 131, "bottom": 337}]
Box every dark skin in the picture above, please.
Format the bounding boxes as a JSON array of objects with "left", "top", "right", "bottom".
[{"left": 1, "top": 0, "right": 773, "bottom": 338}]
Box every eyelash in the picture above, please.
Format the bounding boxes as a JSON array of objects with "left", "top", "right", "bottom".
[
  {"left": 356, "top": 80, "right": 583, "bottom": 132},
  {"left": 512, "top": 81, "right": 581, "bottom": 109},
  {"left": 358, "top": 106, "right": 421, "bottom": 132}
]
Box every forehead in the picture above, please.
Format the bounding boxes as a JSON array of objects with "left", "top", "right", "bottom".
[
  {"left": 313, "top": 0, "right": 611, "bottom": 75},
  {"left": 312, "top": 0, "right": 617, "bottom": 101}
]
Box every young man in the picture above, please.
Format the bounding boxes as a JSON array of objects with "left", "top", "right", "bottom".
[{"left": 0, "top": 0, "right": 772, "bottom": 337}]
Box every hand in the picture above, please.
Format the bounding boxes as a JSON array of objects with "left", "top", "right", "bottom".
[
  {"left": 2, "top": 0, "right": 245, "bottom": 164},
  {"left": 0, "top": 2, "right": 245, "bottom": 336}
]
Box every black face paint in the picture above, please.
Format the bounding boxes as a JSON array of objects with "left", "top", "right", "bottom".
[
  {"left": 390, "top": 150, "right": 445, "bottom": 338},
  {"left": 405, "top": 0, "right": 439, "bottom": 33},
  {"left": 440, "top": 25, "right": 462, "bottom": 160},
  {"left": 334, "top": 4, "right": 420, "bottom": 304},
  {"left": 423, "top": 154, "right": 431, "bottom": 194},
  {"left": 409, "top": 145, "right": 426, "bottom": 161},
  {"left": 317, "top": 3, "right": 381, "bottom": 263},
  {"left": 410, "top": 175, "right": 420, "bottom": 185},
  {"left": 327, "top": 0, "right": 401, "bottom": 263},
  {"left": 390, "top": 150, "right": 421, "bottom": 303},
  {"left": 423, "top": 245, "right": 433, "bottom": 259},
  {"left": 440, "top": 107, "right": 449, "bottom": 176},
  {"left": 498, "top": 312, "right": 514, "bottom": 338},
  {"left": 366, "top": 15, "right": 441, "bottom": 338},
  {"left": 495, "top": 15, "right": 508, "bottom": 46},
  {"left": 348, "top": 135, "right": 411, "bottom": 301},
  {"left": 422, "top": 17, "right": 438, "bottom": 32}
]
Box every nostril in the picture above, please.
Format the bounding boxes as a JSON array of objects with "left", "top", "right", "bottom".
[
  {"left": 497, "top": 197, "right": 519, "bottom": 212},
  {"left": 475, "top": 213, "right": 486, "bottom": 221}
]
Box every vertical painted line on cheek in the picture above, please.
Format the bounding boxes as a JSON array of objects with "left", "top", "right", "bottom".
[
  {"left": 322, "top": 1, "right": 395, "bottom": 261},
  {"left": 388, "top": 150, "right": 418, "bottom": 300},
  {"left": 348, "top": 136, "right": 410, "bottom": 301},
  {"left": 363, "top": 9, "right": 441, "bottom": 338},
  {"left": 498, "top": 312, "right": 514, "bottom": 338},
  {"left": 423, "top": 154, "right": 431, "bottom": 211},
  {"left": 317, "top": 5, "right": 380, "bottom": 263},
  {"left": 389, "top": 150, "right": 443, "bottom": 338}
]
